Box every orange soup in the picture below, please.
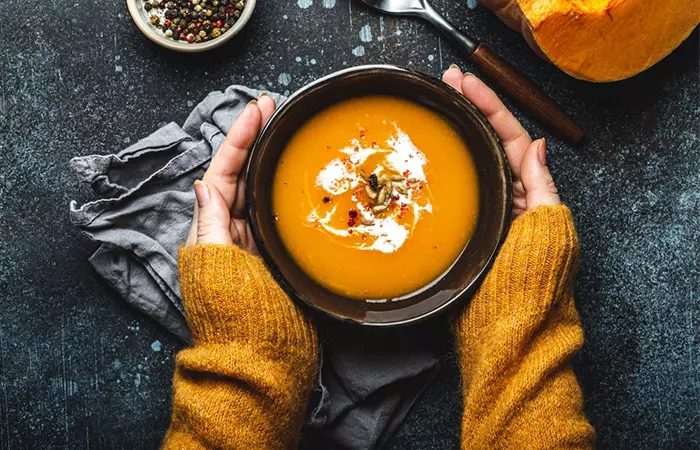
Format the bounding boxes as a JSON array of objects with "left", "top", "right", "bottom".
[{"left": 272, "top": 96, "right": 479, "bottom": 299}]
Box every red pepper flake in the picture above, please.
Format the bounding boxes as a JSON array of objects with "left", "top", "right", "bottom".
[
  {"left": 371, "top": 140, "right": 377, "bottom": 147},
  {"left": 403, "top": 170, "right": 410, "bottom": 177},
  {"left": 362, "top": 234, "right": 367, "bottom": 240},
  {"left": 363, "top": 289, "right": 369, "bottom": 294},
  {"left": 283, "top": 181, "right": 288, "bottom": 186},
  {"left": 348, "top": 209, "right": 358, "bottom": 218},
  {"left": 433, "top": 246, "right": 438, "bottom": 249},
  {"left": 326, "top": 145, "right": 333, "bottom": 150},
  {"left": 393, "top": 194, "right": 399, "bottom": 201},
  {"left": 418, "top": 184, "right": 423, "bottom": 190},
  {"left": 359, "top": 128, "right": 366, "bottom": 139},
  {"left": 347, "top": 218, "right": 356, "bottom": 227},
  {"left": 348, "top": 229, "right": 353, "bottom": 234}
]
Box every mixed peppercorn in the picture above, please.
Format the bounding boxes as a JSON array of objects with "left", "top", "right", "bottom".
[{"left": 143, "top": 0, "right": 245, "bottom": 43}]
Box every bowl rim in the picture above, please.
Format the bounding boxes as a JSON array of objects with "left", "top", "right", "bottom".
[
  {"left": 246, "top": 64, "right": 512, "bottom": 326},
  {"left": 125, "top": 0, "right": 256, "bottom": 53}
]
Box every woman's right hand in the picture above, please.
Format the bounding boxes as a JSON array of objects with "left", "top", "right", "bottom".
[
  {"left": 442, "top": 66, "right": 561, "bottom": 219},
  {"left": 184, "top": 94, "right": 277, "bottom": 253}
]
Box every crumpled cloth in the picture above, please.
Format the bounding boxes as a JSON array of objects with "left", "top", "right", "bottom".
[{"left": 69, "top": 85, "right": 441, "bottom": 449}]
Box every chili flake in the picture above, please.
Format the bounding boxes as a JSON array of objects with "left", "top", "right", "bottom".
[{"left": 348, "top": 209, "right": 358, "bottom": 218}]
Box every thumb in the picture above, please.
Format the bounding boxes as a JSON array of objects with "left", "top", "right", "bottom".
[
  {"left": 520, "top": 138, "right": 561, "bottom": 210},
  {"left": 193, "top": 180, "right": 233, "bottom": 245}
]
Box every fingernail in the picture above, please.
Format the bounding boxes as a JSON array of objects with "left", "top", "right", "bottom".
[
  {"left": 247, "top": 99, "right": 258, "bottom": 107},
  {"left": 259, "top": 92, "right": 270, "bottom": 99},
  {"left": 193, "top": 180, "right": 210, "bottom": 207},
  {"left": 463, "top": 71, "right": 475, "bottom": 78},
  {"left": 448, "top": 64, "right": 460, "bottom": 71},
  {"left": 537, "top": 138, "right": 547, "bottom": 165}
]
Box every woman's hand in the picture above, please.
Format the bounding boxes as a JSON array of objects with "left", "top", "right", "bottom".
[
  {"left": 185, "top": 93, "right": 277, "bottom": 252},
  {"left": 442, "top": 66, "right": 561, "bottom": 218}
]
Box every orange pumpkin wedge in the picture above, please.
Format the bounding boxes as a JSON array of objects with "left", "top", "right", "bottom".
[{"left": 481, "top": 0, "right": 700, "bottom": 82}]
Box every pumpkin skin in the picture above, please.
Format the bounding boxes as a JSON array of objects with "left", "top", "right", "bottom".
[{"left": 480, "top": 0, "right": 700, "bottom": 82}]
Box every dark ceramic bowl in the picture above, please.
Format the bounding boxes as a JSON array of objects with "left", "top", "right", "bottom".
[{"left": 246, "top": 65, "right": 511, "bottom": 326}]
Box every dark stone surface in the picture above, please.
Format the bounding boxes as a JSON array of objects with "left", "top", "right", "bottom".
[{"left": 0, "top": 0, "right": 697, "bottom": 448}]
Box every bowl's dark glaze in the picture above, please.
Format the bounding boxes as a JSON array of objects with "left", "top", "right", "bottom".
[{"left": 245, "top": 65, "right": 511, "bottom": 326}]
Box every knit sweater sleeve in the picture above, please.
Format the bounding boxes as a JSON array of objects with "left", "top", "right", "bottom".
[
  {"left": 454, "top": 205, "right": 595, "bottom": 449},
  {"left": 162, "top": 245, "right": 318, "bottom": 450}
]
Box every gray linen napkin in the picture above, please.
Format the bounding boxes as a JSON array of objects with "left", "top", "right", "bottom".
[{"left": 69, "top": 85, "right": 441, "bottom": 449}]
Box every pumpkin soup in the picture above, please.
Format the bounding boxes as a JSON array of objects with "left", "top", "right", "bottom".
[{"left": 272, "top": 96, "right": 479, "bottom": 299}]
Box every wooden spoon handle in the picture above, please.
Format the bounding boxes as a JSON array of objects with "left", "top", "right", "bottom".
[{"left": 470, "top": 44, "right": 585, "bottom": 145}]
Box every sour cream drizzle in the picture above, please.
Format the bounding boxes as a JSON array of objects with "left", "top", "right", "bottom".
[{"left": 309, "top": 126, "right": 432, "bottom": 254}]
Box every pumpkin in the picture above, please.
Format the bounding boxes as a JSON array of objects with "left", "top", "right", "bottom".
[{"left": 480, "top": 0, "right": 700, "bottom": 82}]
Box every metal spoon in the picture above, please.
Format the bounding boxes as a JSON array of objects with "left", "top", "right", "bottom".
[{"left": 356, "top": 0, "right": 584, "bottom": 144}]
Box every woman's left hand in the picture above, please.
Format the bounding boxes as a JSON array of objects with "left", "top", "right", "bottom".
[
  {"left": 185, "top": 93, "right": 277, "bottom": 253},
  {"left": 442, "top": 66, "right": 561, "bottom": 219}
]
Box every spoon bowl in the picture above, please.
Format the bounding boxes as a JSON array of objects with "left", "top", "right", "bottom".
[{"left": 359, "top": 0, "right": 428, "bottom": 16}]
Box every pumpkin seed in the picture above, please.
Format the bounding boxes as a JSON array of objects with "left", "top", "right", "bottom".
[
  {"left": 377, "top": 187, "right": 387, "bottom": 204},
  {"left": 407, "top": 177, "right": 419, "bottom": 183},
  {"left": 365, "top": 185, "right": 377, "bottom": 200},
  {"left": 361, "top": 216, "right": 375, "bottom": 226},
  {"left": 385, "top": 181, "right": 393, "bottom": 193},
  {"left": 391, "top": 175, "right": 405, "bottom": 182},
  {"left": 372, "top": 205, "right": 387, "bottom": 213},
  {"left": 395, "top": 184, "right": 408, "bottom": 195},
  {"left": 378, "top": 174, "right": 389, "bottom": 185}
]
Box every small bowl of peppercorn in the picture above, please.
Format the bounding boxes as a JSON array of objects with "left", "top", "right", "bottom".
[{"left": 126, "top": 0, "right": 254, "bottom": 52}]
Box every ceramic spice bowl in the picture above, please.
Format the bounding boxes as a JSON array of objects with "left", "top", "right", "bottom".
[
  {"left": 126, "top": 0, "right": 256, "bottom": 52},
  {"left": 245, "top": 65, "right": 513, "bottom": 326}
]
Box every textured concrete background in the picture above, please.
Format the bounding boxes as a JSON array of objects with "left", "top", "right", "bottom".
[{"left": 0, "top": 0, "right": 698, "bottom": 448}]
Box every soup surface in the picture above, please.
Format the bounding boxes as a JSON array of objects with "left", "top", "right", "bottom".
[{"left": 272, "top": 96, "right": 479, "bottom": 299}]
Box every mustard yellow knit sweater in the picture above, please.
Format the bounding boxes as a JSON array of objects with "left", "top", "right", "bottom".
[{"left": 163, "top": 205, "right": 595, "bottom": 449}]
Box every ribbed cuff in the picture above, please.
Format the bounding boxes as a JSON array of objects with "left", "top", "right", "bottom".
[
  {"left": 178, "top": 245, "right": 317, "bottom": 353},
  {"left": 455, "top": 205, "right": 580, "bottom": 338}
]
